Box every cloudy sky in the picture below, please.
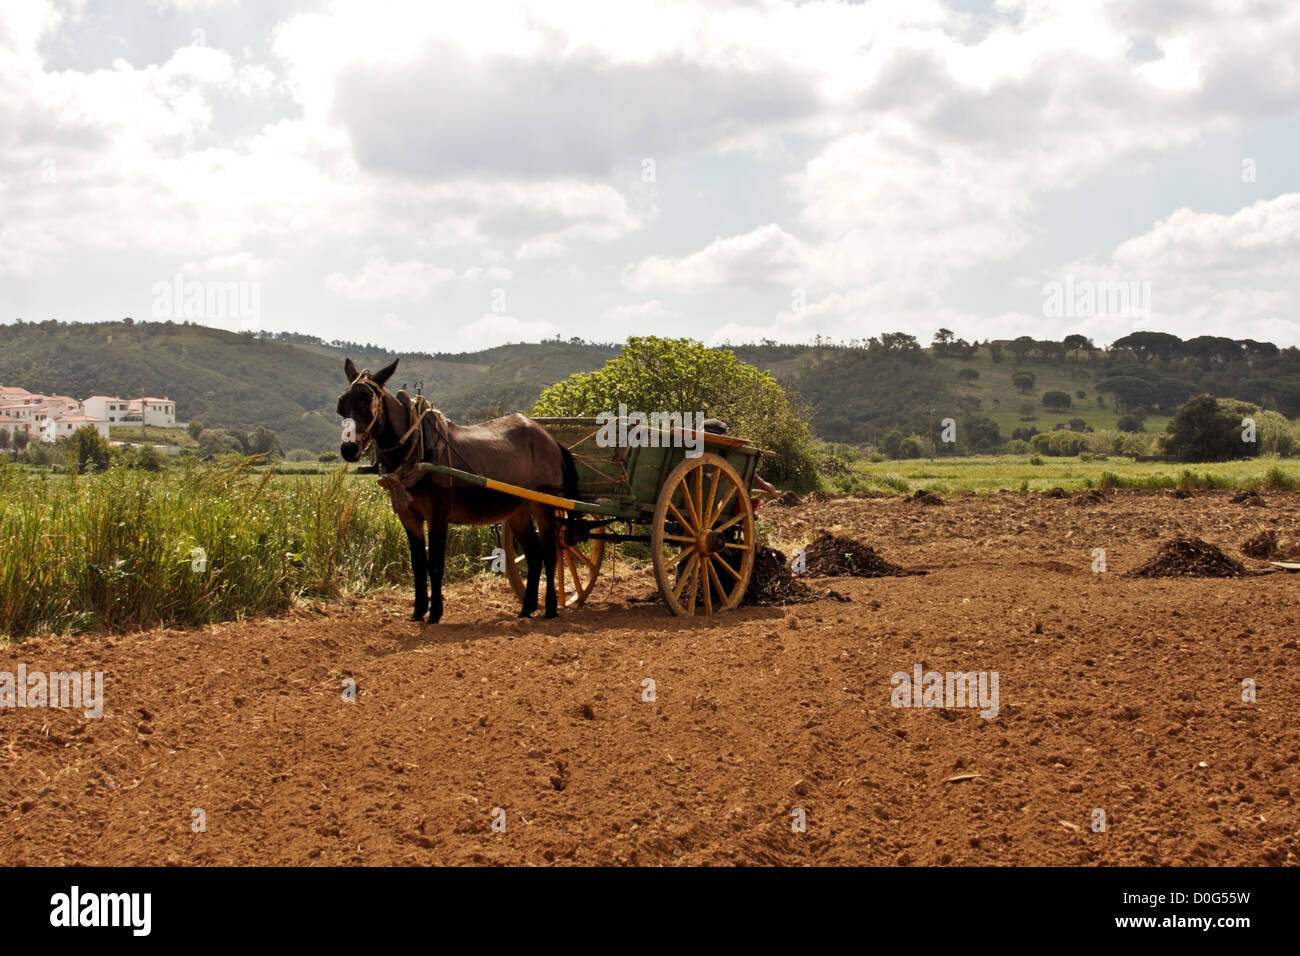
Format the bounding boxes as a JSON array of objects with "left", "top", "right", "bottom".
[{"left": 2, "top": 0, "right": 1299, "bottom": 351}]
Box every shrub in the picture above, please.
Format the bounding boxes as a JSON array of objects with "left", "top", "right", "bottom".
[
  {"left": 1163, "top": 394, "right": 1257, "bottom": 462},
  {"left": 66, "top": 426, "right": 112, "bottom": 473},
  {"left": 1264, "top": 465, "right": 1299, "bottom": 492},
  {"left": 131, "top": 444, "right": 164, "bottom": 472},
  {"left": 1042, "top": 390, "right": 1072, "bottom": 411},
  {"left": 881, "top": 430, "right": 904, "bottom": 459}
]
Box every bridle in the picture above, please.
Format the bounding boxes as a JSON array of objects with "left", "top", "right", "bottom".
[
  {"left": 345, "top": 371, "right": 387, "bottom": 451},
  {"left": 345, "top": 372, "right": 462, "bottom": 475}
]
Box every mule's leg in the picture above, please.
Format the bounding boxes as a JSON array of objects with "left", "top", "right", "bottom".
[
  {"left": 534, "top": 506, "right": 560, "bottom": 619},
  {"left": 506, "top": 510, "right": 541, "bottom": 617},
  {"left": 405, "top": 527, "right": 428, "bottom": 622},
  {"left": 427, "top": 516, "right": 448, "bottom": 624}
]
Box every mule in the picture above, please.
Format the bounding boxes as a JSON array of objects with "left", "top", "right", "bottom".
[{"left": 335, "top": 357, "right": 579, "bottom": 622}]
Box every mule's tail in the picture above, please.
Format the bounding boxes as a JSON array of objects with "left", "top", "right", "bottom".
[
  {"left": 555, "top": 443, "right": 584, "bottom": 533},
  {"left": 559, "top": 444, "right": 581, "bottom": 503}
]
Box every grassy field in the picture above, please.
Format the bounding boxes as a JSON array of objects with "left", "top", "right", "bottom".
[
  {"left": 829, "top": 454, "right": 1300, "bottom": 495},
  {"left": 109, "top": 425, "right": 196, "bottom": 446}
]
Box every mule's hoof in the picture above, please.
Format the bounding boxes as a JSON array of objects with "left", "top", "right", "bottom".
[
  {"left": 544, "top": 610, "right": 558, "bottom": 619},
  {"left": 409, "top": 612, "right": 426, "bottom": 622},
  {"left": 517, "top": 608, "right": 535, "bottom": 618}
]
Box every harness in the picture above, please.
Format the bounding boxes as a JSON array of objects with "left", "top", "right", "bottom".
[{"left": 346, "top": 370, "right": 471, "bottom": 508}]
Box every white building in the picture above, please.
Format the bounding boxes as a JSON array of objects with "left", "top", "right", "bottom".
[
  {"left": 1, "top": 386, "right": 178, "bottom": 439},
  {"left": 82, "top": 395, "right": 134, "bottom": 423},
  {"left": 42, "top": 415, "right": 111, "bottom": 443},
  {"left": 82, "top": 395, "right": 177, "bottom": 426},
  {"left": 0, "top": 399, "right": 66, "bottom": 435},
  {"left": 130, "top": 397, "right": 177, "bottom": 427}
]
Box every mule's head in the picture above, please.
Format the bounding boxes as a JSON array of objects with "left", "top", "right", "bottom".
[{"left": 336, "top": 357, "right": 398, "bottom": 462}]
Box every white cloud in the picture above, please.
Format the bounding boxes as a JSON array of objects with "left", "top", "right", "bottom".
[
  {"left": 604, "top": 299, "right": 680, "bottom": 321},
  {"left": 457, "top": 313, "right": 559, "bottom": 345},
  {"left": 1050, "top": 193, "right": 1300, "bottom": 343},
  {"left": 325, "top": 258, "right": 456, "bottom": 300},
  {"left": 461, "top": 265, "right": 513, "bottom": 282},
  {"left": 624, "top": 224, "right": 808, "bottom": 292},
  {"left": 4, "top": 0, "right": 1300, "bottom": 345}
]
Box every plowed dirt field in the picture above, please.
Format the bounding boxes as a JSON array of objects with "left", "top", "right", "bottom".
[{"left": 3, "top": 490, "right": 1297, "bottom": 865}]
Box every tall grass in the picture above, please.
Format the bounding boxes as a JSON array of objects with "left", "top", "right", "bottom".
[{"left": 0, "top": 460, "right": 494, "bottom": 640}]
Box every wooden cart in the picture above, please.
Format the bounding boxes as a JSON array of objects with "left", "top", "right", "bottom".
[{"left": 416, "top": 417, "right": 766, "bottom": 616}]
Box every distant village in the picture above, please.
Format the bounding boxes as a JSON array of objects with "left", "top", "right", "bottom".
[{"left": 0, "top": 386, "right": 179, "bottom": 445}]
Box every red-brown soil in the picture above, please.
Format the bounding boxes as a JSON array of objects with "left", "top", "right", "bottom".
[{"left": 2, "top": 489, "right": 1298, "bottom": 866}]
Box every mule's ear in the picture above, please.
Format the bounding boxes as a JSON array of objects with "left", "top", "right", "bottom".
[
  {"left": 344, "top": 358, "right": 359, "bottom": 383},
  {"left": 373, "top": 357, "right": 399, "bottom": 386}
]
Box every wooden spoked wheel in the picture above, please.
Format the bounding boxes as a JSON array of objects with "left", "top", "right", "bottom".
[
  {"left": 500, "top": 509, "right": 604, "bottom": 609},
  {"left": 651, "top": 452, "right": 755, "bottom": 617}
]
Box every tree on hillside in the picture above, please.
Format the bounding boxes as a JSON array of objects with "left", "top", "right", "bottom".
[
  {"left": 0, "top": 430, "right": 8, "bottom": 454},
  {"left": 957, "top": 368, "right": 980, "bottom": 385},
  {"left": 533, "top": 336, "right": 818, "bottom": 489},
  {"left": 1240, "top": 339, "right": 1279, "bottom": 361},
  {"left": 1117, "top": 414, "right": 1144, "bottom": 433},
  {"left": 878, "top": 332, "right": 922, "bottom": 356},
  {"left": 1112, "top": 331, "right": 1182, "bottom": 363},
  {"left": 187, "top": 421, "right": 203, "bottom": 440},
  {"left": 1183, "top": 335, "right": 1241, "bottom": 365},
  {"left": 1012, "top": 371, "right": 1036, "bottom": 394},
  {"left": 1042, "top": 390, "right": 1072, "bottom": 411},
  {"left": 1009, "top": 336, "right": 1036, "bottom": 363},
  {"left": 1063, "top": 334, "right": 1094, "bottom": 358}
]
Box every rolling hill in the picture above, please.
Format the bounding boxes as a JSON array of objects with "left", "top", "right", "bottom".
[
  {"left": 2, "top": 320, "right": 1295, "bottom": 455},
  {"left": 0, "top": 320, "right": 615, "bottom": 452}
]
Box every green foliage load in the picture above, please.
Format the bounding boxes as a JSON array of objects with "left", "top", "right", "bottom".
[{"left": 534, "top": 336, "right": 819, "bottom": 490}]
